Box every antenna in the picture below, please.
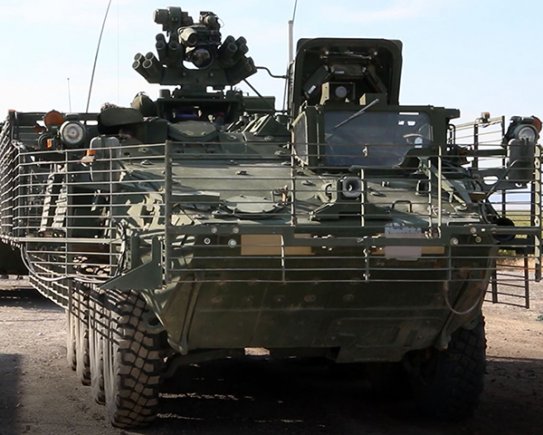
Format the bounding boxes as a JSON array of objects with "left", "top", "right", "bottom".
[
  {"left": 85, "top": 0, "right": 113, "bottom": 114},
  {"left": 284, "top": 0, "right": 298, "bottom": 111},
  {"left": 288, "top": 0, "right": 298, "bottom": 63}
]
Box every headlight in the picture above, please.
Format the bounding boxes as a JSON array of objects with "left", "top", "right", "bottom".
[
  {"left": 59, "top": 121, "right": 86, "bottom": 147},
  {"left": 341, "top": 176, "right": 362, "bottom": 199},
  {"left": 515, "top": 125, "right": 537, "bottom": 143},
  {"left": 504, "top": 116, "right": 541, "bottom": 146}
]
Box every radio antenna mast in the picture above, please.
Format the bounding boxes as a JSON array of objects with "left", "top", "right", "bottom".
[
  {"left": 85, "top": 0, "right": 113, "bottom": 114},
  {"left": 288, "top": 0, "right": 298, "bottom": 63},
  {"left": 284, "top": 0, "right": 298, "bottom": 111}
]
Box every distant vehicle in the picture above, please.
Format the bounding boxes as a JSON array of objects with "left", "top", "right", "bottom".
[
  {"left": 0, "top": 241, "right": 27, "bottom": 277},
  {"left": 0, "top": 5, "right": 541, "bottom": 428}
]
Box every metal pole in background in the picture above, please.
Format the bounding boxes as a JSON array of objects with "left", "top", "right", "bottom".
[{"left": 288, "top": 0, "right": 298, "bottom": 64}]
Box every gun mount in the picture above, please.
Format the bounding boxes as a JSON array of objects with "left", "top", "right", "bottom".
[{"left": 133, "top": 6, "right": 257, "bottom": 91}]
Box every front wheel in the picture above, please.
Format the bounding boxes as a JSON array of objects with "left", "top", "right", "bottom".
[
  {"left": 409, "top": 317, "right": 486, "bottom": 421},
  {"left": 102, "top": 290, "right": 163, "bottom": 428}
]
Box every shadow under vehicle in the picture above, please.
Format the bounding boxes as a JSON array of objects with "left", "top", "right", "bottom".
[{"left": 0, "top": 5, "right": 541, "bottom": 428}]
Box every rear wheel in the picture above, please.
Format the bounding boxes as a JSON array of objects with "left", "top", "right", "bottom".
[
  {"left": 89, "top": 289, "right": 105, "bottom": 404},
  {"left": 102, "top": 290, "right": 162, "bottom": 428},
  {"left": 74, "top": 287, "right": 91, "bottom": 385},
  {"left": 66, "top": 308, "right": 77, "bottom": 371},
  {"left": 409, "top": 317, "right": 486, "bottom": 421}
]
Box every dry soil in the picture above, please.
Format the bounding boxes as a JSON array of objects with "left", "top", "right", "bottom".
[{"left": 0, "top": 277, "right": 542, "bottom": 435}]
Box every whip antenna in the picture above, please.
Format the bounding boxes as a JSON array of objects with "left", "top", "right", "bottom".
[
  {"left": 288, "top": 0, "right": 298, "bottom": 63},
  {"left": 85, "top": 0, "right": 113, "bottom": 114}
]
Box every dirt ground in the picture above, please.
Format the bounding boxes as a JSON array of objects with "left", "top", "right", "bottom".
[{"left": 0, "top": 277, "right": 542, "bottom": 435}]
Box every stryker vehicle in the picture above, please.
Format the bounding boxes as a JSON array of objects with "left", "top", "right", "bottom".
[{"left": 0, "top": 5, "right": 541, "bottom": 428}]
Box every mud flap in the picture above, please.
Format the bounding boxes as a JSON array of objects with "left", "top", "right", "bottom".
[{"left": 101, "top": 238, "right": 162, "bottom": 291}]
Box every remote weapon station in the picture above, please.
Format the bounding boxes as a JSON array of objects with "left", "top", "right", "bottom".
[{"left": 0, "top": 5, "right": 541, "bottom": 428}]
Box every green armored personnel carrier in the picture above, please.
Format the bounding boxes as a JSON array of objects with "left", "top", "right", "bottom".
[{"left": 0, "top": 5, "right": 541, "bottom": 428}]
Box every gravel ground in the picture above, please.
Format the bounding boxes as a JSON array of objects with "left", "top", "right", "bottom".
[{"left": 0, "top": 278, "right": 542, "bottom": 435}]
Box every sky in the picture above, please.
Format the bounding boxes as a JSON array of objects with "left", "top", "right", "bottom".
[{"left": 0, "top": 0, "right": 541, "bottom": 125}]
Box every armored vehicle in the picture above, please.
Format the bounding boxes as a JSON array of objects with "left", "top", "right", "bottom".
[{"left": 0, "top": 5, "right": 541, "bottom": 428}]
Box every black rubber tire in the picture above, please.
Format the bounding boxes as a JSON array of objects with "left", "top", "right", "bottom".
[
  {"left": 74, "top": 288, "right": 91, "bottom": 386},
  {"left": 89, "top": 290, "right": 105, "bottom": 404},
  {"left": 66, "top": 309, "right": 77, "bottom": 371},
  {"left": 102, "top": 290, "right": 162, "bottom": 428},
  {"left": 410, "top": 317, "right": 486, "bottom": 421}
]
